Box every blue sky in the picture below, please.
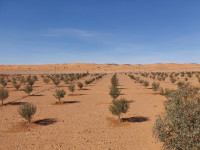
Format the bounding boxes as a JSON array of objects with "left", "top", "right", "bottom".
[{"left": 0, "top": 0, "right": 200, "bottom": 65}]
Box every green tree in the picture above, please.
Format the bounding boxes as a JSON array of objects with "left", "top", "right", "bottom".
[
  {"left": 0, "top": 88, "right": 9, "bottom": 105},
  {"left": 18, "top": 103, "right": 36, "bottom": 124},
  {"left": 109, "top": 98, "right": 129, "bottom": 122},
  {"left": 54, "top": 89, "right": 66, "bottom": 102}
]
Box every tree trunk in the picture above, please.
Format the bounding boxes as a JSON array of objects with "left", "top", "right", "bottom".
[
  {"left": 118, "top": 115, "right": 121, "bottom": 123},
  {"left": 2, "top": 100, "right": 3, "bottom": 105}
]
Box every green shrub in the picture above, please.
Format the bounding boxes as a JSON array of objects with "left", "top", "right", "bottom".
[
  {"left": 27, "top": 76, "right": 35, "bottom": 87},
  {"left": 109, "top": 98, "right": 129, "bottom": 122},
  {"left": 0, "top": 88, "right": 9, "bottom": 105},
  {"left": 52, "top": 78, "right": 60, "bottom": 87},
  {"left": 20, "top": 76, "right": 26, "bottom": 85},
  {"left": 170, "top": 77, "right": 177, "bottom": 84},
  {"left": 77, "top": 82, "right": 83, "bottom": 89},
  {"left": 143, "top": 81, "right": 149, "bottom": 87},
  {"left": 111, "top": 73, "right": 119, "bottom": 87},
  {"left": 33, "top": 75, "right": 38, "bottom": 81},
  {"left": 109, "top": 85, "right": 120, "bottom": 99},
  {"left": 54, "top": 89, "right": 66, "bottom": 102},
  {"left": 68, "top": 84, "right": 75, "bottom": 94},
  {"left": 0, "top": 77, "right": 7, "bottom": 88},
  {"left": 152, "top": 82, "right": 160, "bottom": 92},
  {"left": 18, "top": 103, "right": 36, "bottom": 124},
  {"left": 23, "top": 85, "right": 33, "bottom": 96},
  {"left": 153, "top": 83, "right": 200, "bottom": 150},
  {"left": 43, "top": 78, "right": 50, "bottom": 84},
  {"left": 13, "top": 83, "right": 21, "bottom": 90}
]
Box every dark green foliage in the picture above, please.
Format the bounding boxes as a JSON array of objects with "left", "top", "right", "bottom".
[
  {"left": 68, "top": 84, "right": 75, "bottom": 94},
  {"left": 77, "top": 82, "right": 83, "bottom": 89},
  {"left": 43, "top": 78, "right": 50, "bottom": 84},
  {"left": 20, "top": 76, "right": 26, "bottom": 85},
  {"left": 152, "top": 82, "right": 160, "bottom": 92},
  {"left": 23, "top": 85, "right": 33, "bottom": 95},
  {"left": 85, "top": 78, "right": 95, "bottom": 85},
  {"left": 33, "top": 75, "right": 38, "bottom": 81},
  {"left": 52, "top": 78, "right": 60, "bottom": 87},
  {"left": 153, "top": 83, "right": 200, "bottom": 150},
  {"left": 185, "top": 77, "right": 188, "bottom": 81},
  {"left": 170, "top": 77, "right": 177, "bottom": 84},
  {"left": 109, "top": 85, "right": 120, "bottom": 99},
  {"left": 111, "top": 73, "right": 119, "bottom": 87},
  {"left": 128, "top": 74, "right": 136, "bottom": 80},
  {"left": 143, "top": 81, "right": 149, "bottom": 87},
  {"left": 54, "top": 89, "right": 66, "bottom": 102},
  {"left": 13, "top": 82, "right": 21, "bottom": 90},
  {"left": 109, "top": 98, "right": 129, "bottom": 122},
  {"left": 18, "top": 103, "right": 36, "bottom": 124},
  {"left": 0, "top": 77, "right": 7, "bottom": 88},
  {"left": 0, "top": 88, "right": 9, "bottom": 105},
  {"left": 27, "top": 76, "right": 35, "bottom": 87}
]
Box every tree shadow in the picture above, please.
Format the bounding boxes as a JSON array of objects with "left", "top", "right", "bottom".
[
  {"left": 31, "top": 94, "right": 43, "bottom": 96},
  {"left": 118, "top": 88, "right": 127, "bottom": 90},
  {"left": 34, "top": 118, "right": 57, "bottom": 126},
  {"left": 81, "top": 88, "right": 90, "bottom": 90},
  {"left": 5, "top": 102, "right": 27, "bottom": 106},
  {"left": 119, "top": 93, "right": 126, "bottom": 95},
  {"left": 69, "top": 94, "right": 87, "bottom": 96},
  {"left": 55, "top": 101, "right": 80, "bottom": 105},
  {"left": 122, "top": 116, "right": 149, "bottom": 123}
]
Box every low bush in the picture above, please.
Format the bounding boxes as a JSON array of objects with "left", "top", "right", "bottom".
[
  {"left": 109, "top": 98, "right": 129, "bottom": 122},
  {"left": 54, "top": 89, "right": 66, "bottom": 102},
  {"left": 18, "top": 103, "right": 36, "bottom": 124},
  {"left": 0, "top": 88, "right": 9, "bottom": 105}
]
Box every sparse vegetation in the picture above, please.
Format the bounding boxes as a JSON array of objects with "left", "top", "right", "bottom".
[
  {"left": 68, "top": 84, "right": 75, "bottom": 94},
  {"left": 0, "top": 88, "right": 9, "bottom": 105},
  {"left": 153, "top": 83, "right": 200, "bottom": 150},
  {"left": 109, "top": 98, "right": 129, "bottom": 122},
  {"left": 54, "top": 89, "right": 66, "bottom": 102},
  {"left": 23, "top": 85, "right": 33, "bottom": 96},
  {"left": 18, "top": 103, "right": 36, "bottom": 124},
  {"left": 152, "top": 82, "right": 160, "bottom": 92},
  {"left": 77, "top": 82, "right": 83, "bottom": 89}
]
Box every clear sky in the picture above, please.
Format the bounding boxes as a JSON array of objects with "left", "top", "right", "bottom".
[{"left": 0, "top": 0, "right": 200, "bottom": 65}]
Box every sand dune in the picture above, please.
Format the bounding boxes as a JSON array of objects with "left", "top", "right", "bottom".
[{"left": 0, "top": 63, "right": 200, "bottom": 74}]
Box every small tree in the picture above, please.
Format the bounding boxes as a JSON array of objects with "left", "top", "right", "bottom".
[
  {"left": 52, "top": 78, "right": 60, "bottom": 87},
  {"left": 68, "top": 84, "right": 75, "bottom": 94},
  {"left": 0, "top": 78, "right": 7, "bottom": 88},
  {"left": 43, "top": 78, "right": 50, "bottom": 84},
  {"left": 152, "top": 82, "right": 160, "bottom": 92},
  {"left": 77, "top": 82, "right": 83, "bottom": 90},
  {"left": 23, "top": 85, "right": 33, "bottom": 96},
  {"left": 18, "top": 103, "right": 36, "bottom": 124},
  {"left": 111, "top": 73, "right": 119, "bottom": 87},
  {"left": 109, "top": 85, "right": 120, "bottom": 99},
  {"left": 109, "top": 98, "right": 129, "bottom": 122},
  {"left": 54, "top": 89, "right": 66, "bottom": 102},
  {"left": 27, "top": 78, "right": 35, "bottom": 87},
  {"left": 143, "top": 81, "right": 149, "bottom": 87},
  {"left": 13, "top": 83, "right": 21, "bottom": 90},
  {"left": 0, "top": 88, "right": 9, "bottom": 105}
]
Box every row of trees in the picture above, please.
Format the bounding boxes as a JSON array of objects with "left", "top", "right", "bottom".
[{"left": 109, "top": 74, "right": 129, "bottom": 122}]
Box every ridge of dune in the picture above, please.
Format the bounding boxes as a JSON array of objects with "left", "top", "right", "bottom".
[{"left": 0, "top": 63, "right": 200, "bottom": 72}]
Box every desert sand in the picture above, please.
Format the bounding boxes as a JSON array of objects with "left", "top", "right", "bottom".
[
  {"left": 0, "top": 63, "right": 200, "bottom": 150},
  {"left": 0, "top": 63, "right": 200, "bottom": 74}
]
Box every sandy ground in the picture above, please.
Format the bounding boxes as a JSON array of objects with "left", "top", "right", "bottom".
[
  {"left": 1, "top": 63, "right": 200, "bottom": 74},
  {"left": 0, "top": 72, "right": 170, "bottom": 150}
]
